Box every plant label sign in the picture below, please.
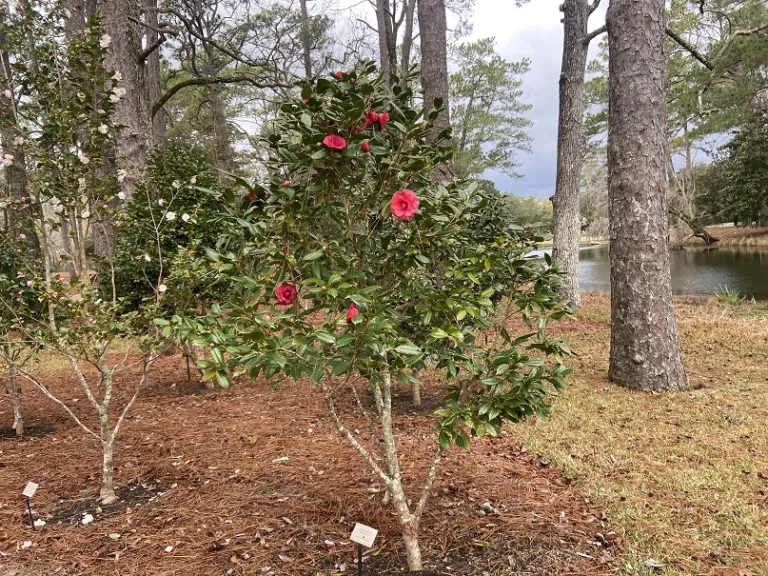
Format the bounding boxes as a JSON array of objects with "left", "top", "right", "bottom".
[
  {"left": 350, "top": 523, "right": 378, "bottom": 548},
  {"left": 22, "top": 482, "right": 39, "bottom": 499}
]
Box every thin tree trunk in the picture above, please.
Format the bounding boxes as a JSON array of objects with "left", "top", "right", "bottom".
[
  {"left": 418, "top": 0, "right": 450, "bottom": 156},
  {"left": 10, "top": 361, "right": 24, "bottom": 437},
  {"left": 399, "top": 0, "right": 417, "bottom": 88},
  {"left": 376, "top": 0, "right": 393, "bottom": 86},
  {"left": 606, "top": 0, "right": 687, "bottom": 392},
  {"left": 552, "top": 0, "right": 593, "bottom": 309},
  {"left": 100, "top": 436, "right": 116, "bottom": 501},
  {"left": 299, "top": 0, "right": 313, "bottom": 79},
  {"left": 144, "top": 0, "right": 165, "bottom": 146},
  {"left": 410, "top": 380, "right": 421, "bottom": 408}
]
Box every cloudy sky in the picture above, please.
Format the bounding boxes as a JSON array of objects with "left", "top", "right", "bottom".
[{"left": 467, "top": 0, "right": 607, "bottom": 198}]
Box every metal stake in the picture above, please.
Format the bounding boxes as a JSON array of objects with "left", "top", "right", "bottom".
[{"left": 25, "top": 496, "right": 35, "bottom": 530}]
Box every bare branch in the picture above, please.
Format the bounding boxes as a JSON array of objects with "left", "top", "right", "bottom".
[
  {"left": 665, "top": 26, "right": 713, "bottom": 70},
  {"left": 585, "top": 24, "right": 607, "bottom": 45},
  {"left": 138, "top": 35, "right": 167, "bottom": 64},
  {"left": 588, "top": 0, "right": 601, "bottom": 15},
  {"left": 153, "top": 74, "right": 293, "bottom": 118},
  {"left": 17, "top": 369, "right": 99, "bottom": 440},
  {"left": 414, "top": 445, "right": 443, "bottom": 521}
]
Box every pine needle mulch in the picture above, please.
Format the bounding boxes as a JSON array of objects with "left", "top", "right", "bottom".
[{"left": 1, "top": 354, "right": 612, "bottom": 576}]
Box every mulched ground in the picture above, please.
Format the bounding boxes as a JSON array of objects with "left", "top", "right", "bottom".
[{"left": 0, "top": 355, "right": 616, "bottom": 575}]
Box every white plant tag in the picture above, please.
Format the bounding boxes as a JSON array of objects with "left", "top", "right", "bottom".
[
  {"left": 350, "top": 523, "right": 378, "bottom": 548},
  {"left": 22, "top": 482, "right": 38, "bottom": 498}
]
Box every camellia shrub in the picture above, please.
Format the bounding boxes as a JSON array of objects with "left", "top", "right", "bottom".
[{"left": 185, "top": 62, "right": 570, "bottom": 571}]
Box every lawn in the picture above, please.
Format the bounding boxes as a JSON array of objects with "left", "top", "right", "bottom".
[{"left": 512, "top": 294, "right": 768, "bottom": 576}]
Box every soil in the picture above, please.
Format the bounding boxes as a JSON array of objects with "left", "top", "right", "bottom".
[
  {"left": 0, "top": 355, "right": 615, "bottom": 575},
  {"left": 0, "top": 426, "right": 57, "bottom": 440}
]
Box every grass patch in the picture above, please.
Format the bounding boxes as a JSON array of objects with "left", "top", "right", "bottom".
[{"left": 511, "top": 294, "right": 768, "bottom": 576}]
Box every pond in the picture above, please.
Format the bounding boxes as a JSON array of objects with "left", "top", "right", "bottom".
[{"left": 531, "top": 245, "right": 768, "bottom": 300}]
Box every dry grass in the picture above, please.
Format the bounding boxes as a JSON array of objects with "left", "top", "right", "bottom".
[{"left": 510, "top": 294, "right": 768, "bottom": 576}]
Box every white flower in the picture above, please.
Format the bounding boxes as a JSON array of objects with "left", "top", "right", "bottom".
[
  {"left": 117, "top": 191, "right": 127, "bottom": 201},
  {"left": 77, "top": 153, "right": 90, "bottom": 164},
  {"left": 112, "top": 71, "right": 122, "bottom": 82},
  {"left": 81, "top": 210, "right": 90, "bottom": 219},
  {"left": 158, "top": 284, "right": 167, "bottom": 293},
  {"left": 21, "top": 541, "right": 32, "bottom": 550},
  {"left": 190, "top": 176, "right": 197, "bottom": 184},
  {"left": 13, "top": 136, "right": 24, "bottom": 146},
  {"left": 53, "top": 204, "right": 64, "bottom": 214},
  {"left": 26, "top": 280, "right": 33, "bottom": 287},
  {"left": 181, "top": 213, "right": 190, "bottom": 222},
  {"left": 164, "top": 545, "right": 173, "bottom": 553},
  {"left": 33, "top": 519, "right": 46, "bottom": 528},
  {"left": 2, "top": 153, "right": 13, "bottom": 167},
  {"left": 98, "top": 124, "right": 108, "bottom": 134},
  {"left": 81, "top": 513, "right": 94, "bottom": 525},
  {"left": 99, "top": 34, "right": 111, "bottom": 48},
  {"left": 109, "top": 94, "right": 120, "bottom": 103},
  {"left": 117, "top": 169, "right": 127, "bottom": 183},
  {"left": 172, "top": 180, "right": 180, "bottom": 189},
  {"left": 113, "top": 87, "right": 126, "bottom": 98},
  {"left": 78, "top": 178, "right": 86, "bottom": 191},
  {"left": 19, "top": 233, "right": 26, "bottom": 240},
  {"left": 143, "top": 253, "right": 151, "bottom": 262},
  {"left": 64, "top": 8, "right": 71, "bottom": 18},
  {"left": 165, "top": 211, "right": 176, "bottom": 221},
  {"left": 158, "top": 198, "right": 166, "bottom": 206},
  {"left": 79, "top": 194, "right": 88, "bottom": 204},
  {"left": 2, "top": 89, "right": 11, "bottom": 98}
]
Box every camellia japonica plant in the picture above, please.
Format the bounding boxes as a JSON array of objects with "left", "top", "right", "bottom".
[{"left": 178, "top": 61, "right": 571, "bottom": 571}]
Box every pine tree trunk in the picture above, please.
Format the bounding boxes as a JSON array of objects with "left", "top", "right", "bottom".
[
  {"left": 96, "top": 0, "right": 149, "bottom": 202},
  {"left": 417, "top": 0, "right": 450, "bottom": 144},
  {"left": 606, "top": 0, "right": 687, "bottom": 392},
  {"left": 552, "top": 0, "right": 591, "bottom": 309},
  {"left": 399, "top": 0, "right": 417, "bottom": 88},
  {"left": 10, "top": 362, "right": 24, "bottom": 437}
]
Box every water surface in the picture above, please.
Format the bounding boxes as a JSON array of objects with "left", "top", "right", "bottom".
[{"left": 532, "top": 245, "right": 768, "bottom": 299}]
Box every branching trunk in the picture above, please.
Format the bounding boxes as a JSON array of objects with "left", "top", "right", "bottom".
[
  {"left": 606, "top": 0, "right": 687, "bottom": 392},
  {"left": 320, "top": 363, "right": 443, "bottom": 571},
  {"left": 299, "top": 0, "right": 313, "bottom": 79},
  {"left": 376, "top": 0, "right": 393, "bottom": 86},
  {"left": 144, "top": 0, "right": 165, "bottom": 146},
  {"left": 399, "top": 0, "right": 417, "bottom": 88}
]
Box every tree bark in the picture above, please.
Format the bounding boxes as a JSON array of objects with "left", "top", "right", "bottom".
[
  {"left": 399, "top": 0, "right": 417, "bottom": 88},
  {"left": 410, "top": 380, "right": 421, "bottom": 408},
  {"left": 418, "top": 0, "right": 450, "bottom": 145},
  {"left": 552, "top": 0, "right": 593, "bottom": 309},
  {"left": 144, "top": 0, "right": 165, "bottom": 146},
  {"left": 299, "top": 0, "right": 313, "bottom": 79},
  {"left": 9, "top": 361, "right": 24, "bottom": 437},
  {"left": 376, "top": 0, "right": 394, "bottom": 86},
  {"left": 100, "top": 436, "right": 116, "bottom": 501},
  {"left": 96, "top": 0, "right": 150, "bottom": 202},
  {"left": 606, "top": 0, "right": 687, "bottom": 392}
]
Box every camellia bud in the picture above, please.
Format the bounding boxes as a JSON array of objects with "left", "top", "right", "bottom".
[
  {"left": 283, "top": 180, "right": 291, "bottom": 187},
  {"left": 361, "top": 142, "right": 370, "bottom": 153},
  {"left": 335, "top": 71, "right": 343, "bottom": 79}
]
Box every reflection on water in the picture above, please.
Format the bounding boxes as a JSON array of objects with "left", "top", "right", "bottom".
[{"left": 537, "top": 245, "right": 768, "bottom": 299}]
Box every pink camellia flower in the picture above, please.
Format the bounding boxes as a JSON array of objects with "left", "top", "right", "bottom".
[
  {"left": 377, "top": 111, "right": 390, "bottom": 130},
  {"left": 361, "top": 141, "right": 370, "bottom": 153},
  {"left": 275, "top": 283, "right": 298, "bottom": 305},
  {"left": 390, "top": 189, "right": 420, "bottom": 221},
  {"left": 363, "top": 110, "right": 379, "bottom": 128},
  {"left": 323, "top": 134, "right": 347, "bottom": 151},
  {"left": 346, "top": 303, "right": 360, "bottom": 324}
]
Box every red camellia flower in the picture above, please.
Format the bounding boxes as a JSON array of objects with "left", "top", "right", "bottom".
[
  {"left": 361, "top": 141, "right": 370, "bottom": 153},
  {"left": 390, "top": 189, "right": 420, "bottom": 221},
  {"left": 335, "top": 71, "right": 343, "bottom": 79},
  {"left": 346, "top": 303, "right": 360, "bottom": 323},
  {"left": 274, "top": 283, "right": 298, "bottom": 305},
  {"left": 364, "top": 110, "right": 379, "bottom": 126},
  {"left": 377, "top": 111, "right": 390, "bottom": 130},
  {"left": 323, "top": 134, "right": 347, "bottom": 151}
]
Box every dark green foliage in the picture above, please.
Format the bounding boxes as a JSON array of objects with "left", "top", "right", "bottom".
[{"left": 108, "top": 143, "right": 225, "bottom": 311}]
